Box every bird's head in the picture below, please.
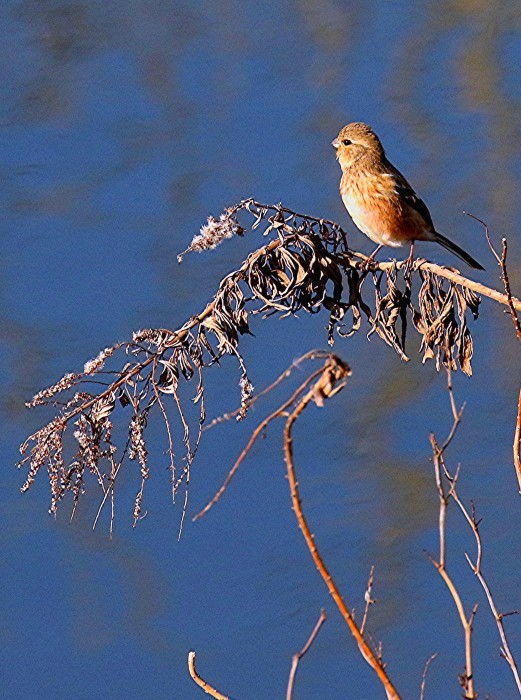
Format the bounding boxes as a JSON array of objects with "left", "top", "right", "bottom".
[{"left": 332, "top": 122, "right": 385, "bottom": 169}]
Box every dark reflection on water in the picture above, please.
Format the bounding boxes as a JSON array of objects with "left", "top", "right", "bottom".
[{"left": 2, "top": 1, "right": 521, "bottom": 698}]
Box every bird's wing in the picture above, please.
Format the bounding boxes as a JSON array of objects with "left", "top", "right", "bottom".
[{"left": 387, "top": 162, "right": 435, "bottom": 231}]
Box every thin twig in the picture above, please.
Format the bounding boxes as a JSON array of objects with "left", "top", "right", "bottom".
[
  {"left": 361, "top": 566, "right": 376, "bottom": 635},
  {"left": 438, "top": 443, "right": 521, "bottom": 695},
  {"left": 465, "top": 212, "right": 521, "bottom": 335},
  {"left": 187, "top": 651, "right": 231, "bottom": 700},
  {"left": 439, "top": 449, "right": 521, "bottom": 694},
  {"left": 430, "top": 360, "right": 521, "bottom": 696},
  {"left": 193, "top": 367, "right": 324, "bottom": 521},
  {"left": 203, "top": 349, "right": 330, "bottom": 431},
  {"left": 286, "top": 609, "right": 327, "bottom": 700},
  {"left": 469, "top": 214, "right": 521, "bottom": 493},
  {"left": 440, "top": 364, "right": 466, "bottom": 454},
  {"left": 419, "top": 653, "right": 438, "bottom": 700}
]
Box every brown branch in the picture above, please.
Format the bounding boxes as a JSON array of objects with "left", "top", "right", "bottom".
[
  {"left": 498, "top": 239, "right": 521, "bottom": 339},
  {"left": 337, "top": 251, "right": 521, "bottom": 312},
  {"left": 283, "top": 356, "right": 401, "bottom": 700},
  {"left": 47, "top": 239, "right": 286, "bottom": 431},
  {"left": 22, "top": 199, "right": 519, "bottom": 523},
  {"left": 286, "top": 609, "right": 327, "bottom": 700},
  {"left": 247, "top": 199, "right": 519, "bottom": 312},
  {"left": 187, "top": 651, "right": 231, "bottom": 700}
]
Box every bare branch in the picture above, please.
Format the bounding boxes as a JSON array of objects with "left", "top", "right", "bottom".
[
  {"left": 464, "top": 212, "right": 521, "bottom": 333},
  {"left": 429, "top": 434, "right": 478, "bottom": 699},
  {"left": 419, "top": 653, "right": 438, "bottom": 700},
  {"left": 286, "top": 609, "right": 327, "bottom": 700},
  {"left": 466, "top": 214, "right": 521, "bottom": 495}
]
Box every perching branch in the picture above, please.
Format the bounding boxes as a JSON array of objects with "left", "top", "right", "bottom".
[{"left": 19, "top": 199, "right": 516, "bottom": 525}]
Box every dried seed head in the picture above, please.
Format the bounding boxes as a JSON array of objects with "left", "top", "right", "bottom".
[
  {"left": 27, "top": 373, "right": 79, "bottom": 407},
  {"left": 84, "top": 345, "right": 120, "bottom": 374},
  {"left": 178, "top": 210, "right": 245, "bottom": 261}
]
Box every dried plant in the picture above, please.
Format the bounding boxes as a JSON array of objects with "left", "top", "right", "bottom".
[
  {"left": 15, "top": 198, "right": 521, "bottom": 697},
  {"left": 17, "top": 199, "right": 516, "bottom": 527},
  {"left": 427, "top": 363, "right": 521, "bottom": 698}
]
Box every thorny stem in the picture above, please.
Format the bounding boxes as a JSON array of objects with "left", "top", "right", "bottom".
[
  {"left": 187, "top": 651, "right": 230, "bottom": 700},
  {"left": 283, "top": 357, "right": 401, "bottom": 700}
]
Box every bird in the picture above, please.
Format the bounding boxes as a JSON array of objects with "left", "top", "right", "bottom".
[{"left": 331, "top": 122, "right": 484, "bottom": 270}]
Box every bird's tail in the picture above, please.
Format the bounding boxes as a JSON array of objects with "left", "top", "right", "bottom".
[{"left": 434, "top": 231, "right": 484, "bottom": 271}]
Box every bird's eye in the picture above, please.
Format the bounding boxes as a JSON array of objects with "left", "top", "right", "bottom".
[{"left": 342, "top": 139, "right": 352, "bottom": 146}]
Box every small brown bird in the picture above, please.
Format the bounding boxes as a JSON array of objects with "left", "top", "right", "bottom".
[{"left": 332, "top": 122, "right": 484, "bottom": 270}]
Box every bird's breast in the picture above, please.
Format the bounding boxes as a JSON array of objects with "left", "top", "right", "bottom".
[
  {"left": 340, "top": 170, "right": 425, "bottom": 247},
  {"left": 340, "top": 183, "right": 402, "bottom": 247}
]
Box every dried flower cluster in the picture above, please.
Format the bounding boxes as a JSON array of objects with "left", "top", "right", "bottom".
[
  {"left": 18, "top": 199, "right": 482, "bottom": 527},
  {"left": 177, "top": 208, "right": 245, "bottom": 261}
]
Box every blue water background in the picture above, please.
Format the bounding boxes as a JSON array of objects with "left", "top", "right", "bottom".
[{"left": 2, "top": 2, "right": 521, "bottom": 698}]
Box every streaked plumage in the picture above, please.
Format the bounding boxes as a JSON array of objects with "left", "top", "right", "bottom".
[{"left": 332, "top": 122, "right": 484, "bottom": 270}]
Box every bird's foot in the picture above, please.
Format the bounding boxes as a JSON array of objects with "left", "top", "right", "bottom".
[
  {"left": 403, "top": 243, "right": 416, "bottom": 280},
  {"left": 358, "top": 244, "right": 383, "bottom": 272}
]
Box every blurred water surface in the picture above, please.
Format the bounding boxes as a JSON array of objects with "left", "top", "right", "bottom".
[{"left": 1, "top": 1, "right": 521, "bottom": 698}]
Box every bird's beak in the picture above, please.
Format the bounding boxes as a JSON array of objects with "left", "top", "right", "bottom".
[{"left": 331, "top": 138, "right": 340, "bottom": 149}]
